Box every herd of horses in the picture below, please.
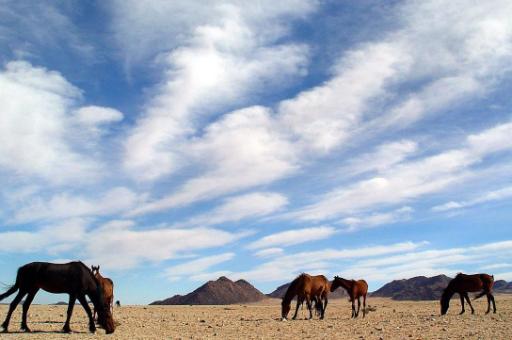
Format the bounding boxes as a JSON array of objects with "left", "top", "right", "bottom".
[
  {"left": 0, "top": 261, "right": 500, "bottom": 334},
  {"left": 281, "top": 272, "right": 498, "bottom": 321}
]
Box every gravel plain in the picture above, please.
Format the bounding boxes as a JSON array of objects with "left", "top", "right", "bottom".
[{"left": 0, "top": 295, "right": 510, "bottom": 339}]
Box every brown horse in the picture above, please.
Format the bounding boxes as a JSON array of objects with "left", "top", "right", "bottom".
[
  {"left": 91, "top": 265, "right": 114, "bottom": 320},
  {"left": 440, "top": 273, "right": 496, "bottom": 315},
  {"left": 281, "top": 273, "right": 330, "bottom": 321},
  {"left": 0, "top": 262, "right": 115, "bottom": 334},
  {"left": 331, "top": 276, "right": 368, "bottom": 318}
]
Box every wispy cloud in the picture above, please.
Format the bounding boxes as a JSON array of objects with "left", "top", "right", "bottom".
[
  {"left": 247, "top": 226, "right": 337, "bottom": 250},
  {"left": 165, "top": 252, "right": 235, "bottom": 281},
  {"left": 432, "top": 185, "right": 512, "bottom": 212}
]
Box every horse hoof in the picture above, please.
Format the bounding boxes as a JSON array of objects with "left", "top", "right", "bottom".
[
  {"left": 22, "top": 327, "right": 31, "bottom": 333},
  {"left": 281, "top": 318, "right": 287, "bottom": 322},
  {"left": 63, "top": 327, "right": 72, "bottom": 333}
]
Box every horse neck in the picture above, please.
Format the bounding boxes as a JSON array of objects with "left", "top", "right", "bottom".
[
  {"left": 283, "top": 277, "right": 301, "bottom": 304},
  {"left": 441, "top": 286, "right": 455, "bottom": 302},
  {"left": 336, "top": 277, "right": 353, "bottom": 291}
]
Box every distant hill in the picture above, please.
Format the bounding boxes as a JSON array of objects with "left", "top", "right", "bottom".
[
  {"left": 267, "top": 280, "right": 347, "bottom": 299},
  {"left": 150, "top": 276, "right": 266, "bottom": 305},
  {"left": 371, "top": 275, "right": 451, "bottom": 300},
  {"left": 494, "top": 280, "right": 512, "bottom": 293},
  {"left": 372, "top": 275, "right": 512, "bottom": 300}
]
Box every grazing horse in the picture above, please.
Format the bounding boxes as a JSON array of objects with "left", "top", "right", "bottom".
[
  {"left": 115, "top": 300, "right": 121, "bottom": 307},
  {"left": 0, "top": 261, "right": 115, "bottom": 334},
  {"left": 440, "top": 273, "right": 496, "bottom": 315},
  {"left": 91, "top": 265, "right": 114, "bottom": 320},
  {"left": 331, "top": 276, "right": 368, "bottom": 318},
  {"left": 281, "top": 273, "right": 330, "bottom": 321}
]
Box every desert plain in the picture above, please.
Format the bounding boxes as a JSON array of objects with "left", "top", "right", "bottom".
[{"left": 0, "top": 295, "right": 510, "bottom": 339}]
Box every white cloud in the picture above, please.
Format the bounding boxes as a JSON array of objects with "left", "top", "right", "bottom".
[
  {"left": 0, "top": 61, "right": 101, "bottom": 183},
  {"left": 253, "top": 248, "right": 284, "bottom": 258},
  {"left": 432, "top": 185, "right": 512, "bottom": 212},
  {"left": 232, "top": 241, "right": 427, "bottom": 283},
  {"left": 0, "top": 218, "right": 88, "bottom": 254},
  {"left": 336, "top": 240, "right": 512, "bottom": 283},
  {"left": 340, "top": 140, "right": 418, "bottom": 177},
  {"left": 172, "top": 192, "right": 288, "bottom": 226},
  {"left": 165, "top": 253, "right": 235, "bottom": 281},
  {"left": 291, "top": 121, "right": 512, "bottom": 222},
  {"left": 279, "top": 42, "right": 409, "bottom": 153},
  {"left": 122, "top": 0, "right": 512, "bottom": 218},
  {"left": 121, "top": 1, "right": 312, "bottom": 181},
  {"left": 131, "top": 106, "right": 298, "bottom": 214},
  {"left": 342, "top": 206, "right": 413, "bottom": 231},
  {"left": 73, "top": 105, "right": 124, "bottom": 131},
  {"left": 84, "top": 223, "right": 245, "bottom": 270},
  {"left": 10, "top": 187, "right": 142, "bottom": 224},
  {"left": 247, "top": 226, "right": 337, "bottom": 250}
]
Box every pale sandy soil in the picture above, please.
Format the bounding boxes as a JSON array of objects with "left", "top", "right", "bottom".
[{"left": 0, "top": 295, "right": 510, "bottom": 339}]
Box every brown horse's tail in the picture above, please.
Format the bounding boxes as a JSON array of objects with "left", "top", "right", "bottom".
[
  {"left": 0, "top": 283, "right": 18, "bottom": 302},
  {"left": 473, "top": 291, "right": 487, "bottom": 300}
]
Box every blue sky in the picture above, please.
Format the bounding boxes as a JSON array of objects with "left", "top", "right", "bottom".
[{"left": 1, "top": 0, "right": 512, "bottom": 304}]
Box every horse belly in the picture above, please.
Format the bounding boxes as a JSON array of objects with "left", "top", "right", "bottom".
[{"left": 36, "top": 273, "right": 73, "bottom": 294}]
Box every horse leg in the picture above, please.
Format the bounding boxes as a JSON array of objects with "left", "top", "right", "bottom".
[
  {"left": 321, "top": 297, "right": 328, "bottom": 320},
  {"left": 305, "top": 296, "right": 313, "bottom": 320},
  {"left": 77, "top": 294, "right": 96, "bottom": 333},
  {"left": 63, "top": 294, "right": 76, "bottom": 333},
  {"left": 459, "top": 293, "right": 465, "bottom": 315},
  {"left": 363, "top": 294, "right": 367, "bottom": 318},
  {"left": 490, "top": 294, "right": 496, "bottom": 313},
  {"left": 21, "top": 289, "right": 38, "bottom": 332},
  {"left": 464, "top": 293, "right": 474, "bottom": 314},
  {"left": 292, "top": 297, "right": 302, "bottom": 320},
  {"left": 351, "top": 298, "right": 356, "bottom": 318},
  {"left": 1, "top": 289, "right": 26, "bottom": 332},
  {"left": 356, "top": 296, "right": 361, "bottom": 318}
]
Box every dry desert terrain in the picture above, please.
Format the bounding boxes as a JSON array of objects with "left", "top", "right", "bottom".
[{"left": 0, "top": 295, "right": 510, "bottom": 339}]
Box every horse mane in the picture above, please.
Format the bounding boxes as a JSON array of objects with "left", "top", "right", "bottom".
[{"left": 282, "top": 274, "right": 306, "bottom": 304}]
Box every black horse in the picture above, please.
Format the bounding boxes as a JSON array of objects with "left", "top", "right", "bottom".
[{"left": 0, "top": 261, "right": 115, "bottom": 334}]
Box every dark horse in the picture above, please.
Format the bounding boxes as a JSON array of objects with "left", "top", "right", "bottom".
[
  {"left": 91, "top": 265, "right": 114, "bottom": 320},
  {"left": 281, "top": 273, "right": 330, "bottom": 321},
  {"left": 0, "top": 262, "right": 115, "bottom": 334},
  {"left": 331, "top": 276, "right": 368, "bottom": 318},
  {"left": 440, "top": 273, "right": 496, "bottom": 315}
]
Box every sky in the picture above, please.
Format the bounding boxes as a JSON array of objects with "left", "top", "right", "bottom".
[{"left": 0, "top": 0, "right": 512, "bottom": 305}]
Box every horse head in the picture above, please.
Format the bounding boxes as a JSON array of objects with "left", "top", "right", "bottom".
[{"left": 96, "top": 304, "right": 116, "bottom": 334}]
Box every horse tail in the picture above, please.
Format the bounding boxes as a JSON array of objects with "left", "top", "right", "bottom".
[
  {"left": 0, "top": 283, "right": 18, "bottom": 302},
  {"left": 473, "top": 291, "right": 486, "bottom": 300}
]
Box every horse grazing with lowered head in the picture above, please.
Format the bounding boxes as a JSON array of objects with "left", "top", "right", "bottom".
[
  {"left": 281, "top": 273, "right": 330, "bottom": 321},
  {"left": 91, "top": 265, "right": 114, "bottom": 320},
  {"left": 440, "top": 273, "right": 496, "bottom": 315},
  {"left": 0, "top": 262, "right": 115, "bottom": 334},
  {"left": 331, "top": 276, "right": 368, "bottom": 318}
]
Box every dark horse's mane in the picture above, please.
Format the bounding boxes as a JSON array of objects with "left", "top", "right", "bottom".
[{"left": 282, "top": 273, "right": 306, "bottom": 305}]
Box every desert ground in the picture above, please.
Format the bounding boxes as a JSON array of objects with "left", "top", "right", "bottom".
[{"left": 0, "top": 295, "right": 510, "bottom": 339}]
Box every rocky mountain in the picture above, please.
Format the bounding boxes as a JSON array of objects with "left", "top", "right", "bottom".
[
  {"left": 268, "top": 281, "right": 347, "bottom": 299},
  {"left": 150, "top": 276, "right": 266, "bottom": 305},
  {"left": 494, "top": 280, "right": 512, "bottom": 293},
  {"left": 371, "top": 275, "right": 451, "bottom": 300},
  {"left": 372, "top": 275, "right": 512, "bottom": 300}
]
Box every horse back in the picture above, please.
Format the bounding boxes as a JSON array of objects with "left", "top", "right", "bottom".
[
  {"left": 17, "top": 261, "right": 96, "bottom": 294},
  {"left": 308, "top": 275, "right": 329, "bottom": 296},
  {"left": 356, "top": 280, "right": 368, "bottom": 295},
  {"left": 451, "top": 273, "right": 492, "bottom": 293}
]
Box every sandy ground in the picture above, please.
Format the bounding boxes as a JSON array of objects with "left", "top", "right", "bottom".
[{"left": 0, "top": 295, "right": 510, "bottom": 339}]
